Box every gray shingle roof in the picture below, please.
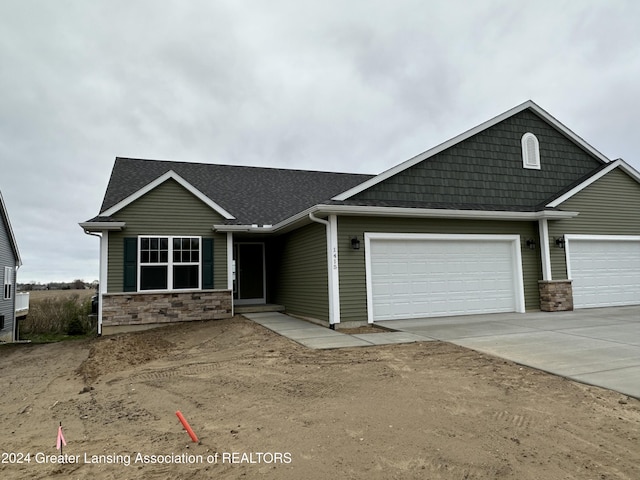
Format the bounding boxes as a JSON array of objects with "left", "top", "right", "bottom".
[
  {"left": 100, "top": 158, "right": 374, "bottom": 225},
  {"left": 92, "top": 103, "right": 617, "bottom": 226}
]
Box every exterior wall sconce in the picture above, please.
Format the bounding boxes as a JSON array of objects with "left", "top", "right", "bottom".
[
  {"left": 555, "top": 236, "right": 565, "bottom": 249},
  {"left": 351, "top": 236, "right": 361, "bottom": 250},
  {"left": 526, "top": 238, "right": 536, "bottom": 250}
]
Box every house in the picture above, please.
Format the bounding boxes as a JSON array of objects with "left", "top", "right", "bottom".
[
  {"left": 80, "top": 100, "right": 640, "bottom": 336},
  {"left": 0, "top": 190, "right": 26, "bottom": 342}
]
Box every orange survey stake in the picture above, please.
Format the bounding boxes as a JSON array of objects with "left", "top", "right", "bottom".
[{"left": 175, "top": 411, "right": 199, "bottom": 442}]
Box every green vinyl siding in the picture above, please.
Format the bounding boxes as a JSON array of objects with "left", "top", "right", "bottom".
[
  {"left": 338, "top": 216, "right": 542, "bottom": 323},
  {"left": 548, "top": 168, "right": 640, "bottom": 279},
  {"left": 107, "top": 179, "right": 228, "bottom": 292},
  {"left": 274, "top": 222, "right": 328, "bottom": 321}
]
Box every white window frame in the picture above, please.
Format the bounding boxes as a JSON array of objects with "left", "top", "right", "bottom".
[
  {"left": 521, "top": 132, "right": 541, "bottom": 170},
  {"left": 4, "top": 266, "right": 12, "bottom": 300},
  {"left": 137, "top": 235, "right": 202, "bottom": 292}
]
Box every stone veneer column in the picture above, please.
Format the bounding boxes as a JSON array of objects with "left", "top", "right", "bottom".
[{"left": 538, "top": 280, "right": 573, "bottom": 312}]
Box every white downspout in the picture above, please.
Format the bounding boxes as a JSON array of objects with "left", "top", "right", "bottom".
[
  {"left": 538, "top": 219, "right": 552, "bottom": 281},
  {"left": 309, "top": 212, "right": 341, "bottom": 328}
]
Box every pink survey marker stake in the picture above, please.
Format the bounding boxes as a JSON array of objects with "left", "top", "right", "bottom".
[{"left": 56, "top": 422, "right": 67, "bottom": 453}]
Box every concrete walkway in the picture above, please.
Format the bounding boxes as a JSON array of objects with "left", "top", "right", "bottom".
[
  {"left": 380, "top": 305, "right": 640, "bottom": 399},
  {"left": 245, "top": 307, "right": 640, "bottom": 399},
  {"left": 243, "top": 312, "right": 429, "bottom": 349}
]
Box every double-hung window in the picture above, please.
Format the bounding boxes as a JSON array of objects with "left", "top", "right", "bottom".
[
  {"left": 4, "top": 266, "right": 12, "bottom": 300},
  {"left": 138, "top": 236, "right": 201, "bottom": 291}
]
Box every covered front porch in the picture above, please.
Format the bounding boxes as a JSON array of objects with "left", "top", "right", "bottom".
[{"left": 227, "top": 222, "right": 331, "bottom": 325}]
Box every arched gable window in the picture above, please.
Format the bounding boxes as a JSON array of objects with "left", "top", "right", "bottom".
[{"left": 521, "top": 132, "right": 540, "bottom": 170}]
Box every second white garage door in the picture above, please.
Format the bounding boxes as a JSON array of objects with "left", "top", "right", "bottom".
[
  {"left": 566, "top": 235, "right": 640, "bottom": 309},
  {"left": 365, "top": 233, "right": 525, "bottom": 322}
]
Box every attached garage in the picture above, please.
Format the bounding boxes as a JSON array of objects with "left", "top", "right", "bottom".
[
  {"left": 566, "top": 235, "right": 640, "bottom": 309},
  {"left": 364, "top": 233, "right": 526, "bottom": 322}
]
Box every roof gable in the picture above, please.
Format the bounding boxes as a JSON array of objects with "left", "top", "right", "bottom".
[
  {"left": 0, "top": 190, "right": 21, "bottom": 266},
  {"left": 101, "top": 170, "right": 235, "bottom": 219},
  {"left": 99, "top": 158, "right": 373, "bottom": 225},
  {"left": 546, "top": 159, "right": 640, "bottom": 207},
  {"left": 334, "top": 102, "right": 607, "bottom": 211}
]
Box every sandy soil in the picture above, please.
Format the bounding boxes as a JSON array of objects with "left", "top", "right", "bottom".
[{"left": 1, "top": 315, "right": 639, "bottom": 479}]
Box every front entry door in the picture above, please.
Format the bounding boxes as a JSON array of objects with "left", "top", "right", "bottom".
[{"left": 234, "top": 243, "right": 266, "bottom": 304}]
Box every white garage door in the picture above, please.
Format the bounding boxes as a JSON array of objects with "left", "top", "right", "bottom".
[
  {"left": 567, "top": 235, "right": 640, "bottom": 309},
  {"left": 365, "top": 233, "right": 525, "bottom": 322}
]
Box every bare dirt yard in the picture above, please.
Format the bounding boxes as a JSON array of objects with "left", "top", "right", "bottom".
[{"left": 1, "top": 315, "right": 639, "bottom": 479}]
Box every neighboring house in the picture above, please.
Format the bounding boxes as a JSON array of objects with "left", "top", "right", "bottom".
[
  {"left": 0, "top": 190, "right": 25, "bottom": 342},
  {"left": 80, "top": 100, "right": 640, "bottom": 335}
]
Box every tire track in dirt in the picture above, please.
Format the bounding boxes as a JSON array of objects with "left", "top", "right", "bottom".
[
  {"left": 115, "top": 357, "right": 241, "bottom": 384},
  {"left": 492, "top": 410, "right": 532, "bottom": 429}
]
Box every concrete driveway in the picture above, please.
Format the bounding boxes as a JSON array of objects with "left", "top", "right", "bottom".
[{"left": 378, "top": 305, "right": 640, "bottom": 399}]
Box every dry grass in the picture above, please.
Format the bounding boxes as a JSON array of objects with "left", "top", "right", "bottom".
[
  {"left": 19, "top": 289, "right": 95, "bottom": 338},
  {"left": 26, "top": 288, "right": 95, "bottom": 302}
]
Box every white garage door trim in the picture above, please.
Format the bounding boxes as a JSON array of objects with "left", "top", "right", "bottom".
[
  {"left": 565, "top": 234, "right": 640, "bottom": 309},
  {"left": 364, "top": 233, "right": 526, "bottom": 323}
]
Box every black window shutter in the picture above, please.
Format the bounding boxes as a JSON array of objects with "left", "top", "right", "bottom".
[
  {"left": 123, "top": 237, "right": 137, "bottom": 292},
  {"left": 202, "top": 238, "right": 214, "bottom": 289}
]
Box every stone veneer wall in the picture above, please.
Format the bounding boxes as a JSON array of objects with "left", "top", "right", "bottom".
[
  {"left": 101, "top": 289, "right": 233, "bottom": 328},
  {"left": 538, "top": 280, "right": 573, "bottom": 312}
]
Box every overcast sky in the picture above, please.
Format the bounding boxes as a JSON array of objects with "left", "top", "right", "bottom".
[{"left": 1, "top": 0, "right": 639, "bottom": 283}]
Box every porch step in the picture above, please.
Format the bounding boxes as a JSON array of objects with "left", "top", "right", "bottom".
[{"left": 235, "top": 304, "right": 285, "bottom": 314}]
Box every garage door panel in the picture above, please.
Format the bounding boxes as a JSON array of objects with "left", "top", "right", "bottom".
[
  {"left": 368, "top": 236, "right": 522, "bottom": 321},
  {"left": 568, "top": 237, "right": 640, "bottom": 309}
]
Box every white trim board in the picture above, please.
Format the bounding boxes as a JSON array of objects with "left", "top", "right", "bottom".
[
  {"left": 547, "top": 159, "right": 640, "bottom": 207},
  {"left": 333, "top": 100, "right": 611, "bottom": 201},
  {"left": 136, "top": 234, "right": 203, "bottom": 293},
  {"left": 79, "top": 221, "right": 126, "bottom": 231},
  {"left": 364, "top": 233, "right": 526, "bottom": 323},
  {"left": 213, "top": 204, "right": 579, "bottom": 235},
  {"left": 538, "top": 219, "right": 552, "bottom": 281},
  {"left": 101, "top": 170, "right": 235, "bottom": 219},
  {"left": 0, "top": 190, "right": 22, "bottom": 266}
]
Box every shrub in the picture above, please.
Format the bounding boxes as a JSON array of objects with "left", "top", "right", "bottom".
[
  {"left": 20, "top": 294, "right": 92, "bottom": 336},
  {"left": 66, "top": 317, "right": 86, "bottom": 336}
]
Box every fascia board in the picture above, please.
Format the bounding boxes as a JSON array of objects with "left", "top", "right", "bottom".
[
  {"left": 314, "top": 204, "right": 579, "bottom": 220},
  {"left": 213, "top": 204, "right": 578, "bottom": 233},
  {"left": 213, "top": 205, "right": 323, "bottom": 234},
  {"left": 0, "top": 191, "right": 22, "bottom": 266},
  {"left": 79, "top": 221, "right": 126, "bottom": 231},
  {"left": 565, "top": 233, "right": 640, "bottom": 242},
  {"left": 545, "top": 159, "right": 640, "bottom": 207},
  {"left": 100, "top": 170, "right": 235, "bottom": 220},
  {"left": 333, "top": 100, "right": 610, "bottom": 201}
]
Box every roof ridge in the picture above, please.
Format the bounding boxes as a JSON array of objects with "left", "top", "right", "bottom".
[{"left": 115, "top": 156, "right": 374, "bottom": 177}]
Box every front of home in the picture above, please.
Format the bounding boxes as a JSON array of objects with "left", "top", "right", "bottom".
[{"left": 81, "top": 101, "right": 640, "bottom": 335}]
